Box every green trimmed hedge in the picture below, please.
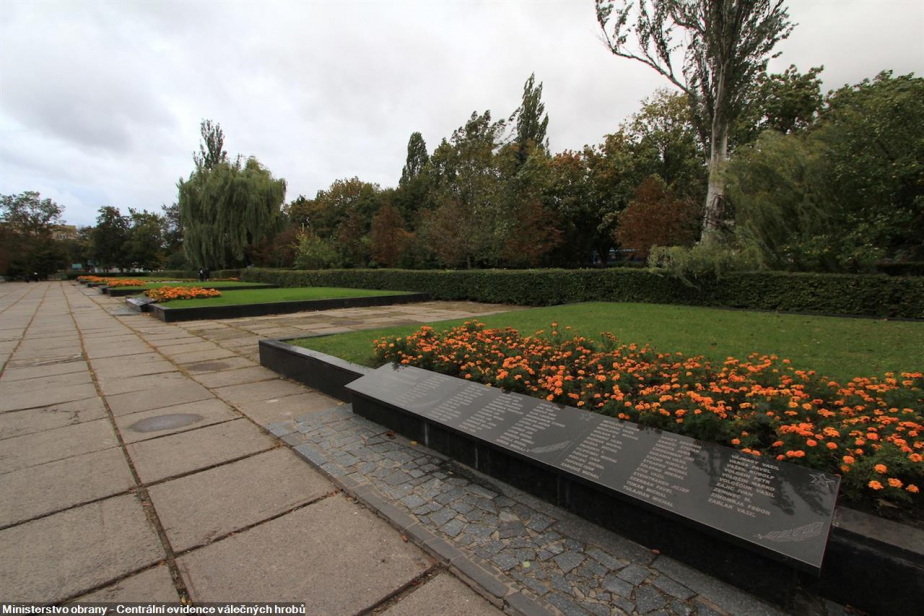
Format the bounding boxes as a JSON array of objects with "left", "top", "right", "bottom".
[
  {"left": 240, "top": 268, "right": 924, "bottom": 319},
  {"left": 66, "top": 269, "right": 241, "bottom": 280}
]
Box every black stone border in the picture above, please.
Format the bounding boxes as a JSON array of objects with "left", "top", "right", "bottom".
[
  {"left": 102, "top": 283, "right": 277, "bottom": 297},
  {"left": 258, "top": 337, "right": 924, "bottom": 615},
  {"left": 147, "top": 292, "right": 429, "bottom": 322}
]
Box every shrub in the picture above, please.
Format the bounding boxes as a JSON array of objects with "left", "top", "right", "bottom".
[
  {"left": 375, "top": 321, "right": 923, "bottom": 510},
  {"left": 240, "top": 267, "right": 924, "bottom": 319}
]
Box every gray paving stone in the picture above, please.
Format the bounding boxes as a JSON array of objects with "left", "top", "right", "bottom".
[
  {"left": 635, "top": 585, "right": 668, "bottom": 613},
  {"left": 586, "top": 547, "right": 623, "bottom": 571},
  {"left": 617, "top": 563, "right": 652, "bottom": 585},
  {"left": 652, "top": 557, "right": 785, "bottom": 616},
  {"left": 491, "top": 552, "right": 519, "bottom": 571},
  {"left": 212, "top": 379, "right": 307, "bottom": 405},
  {"left": 554, "top": 550, "right": 586, "bottom": 574},
  {"left": 0, "top": 418, "right": 119, "bottom": 475},
  {"left": 430, "top": 507, "right": 458, "bottom": 526},
  {"left": 177, "top": 495, "right": 431, "bottom": 609},
  {"left": 106, "top": 381, "right": 214, "bottom": 417},
  {"left": 381, "top": 573, "right": 503, "bottom": 616},
  {"left": 602, "top": 574, "right": 634, "bottom": 598},
  {"left": 236, "top": 392, "right": 339, "bottom": 426},
  {"left": 0, "top": 360, "right": 87, "bottom": 382},
  {"left": 189, "top": 366, "right": 279, "bottom": 389},
  {"left": 149, "top": 448, "right": 331, "bottom": 551},
  {"left": 652, "top": 575, "right": 695, "bottom": 600},
  {"left": 0, "top": 447, "right": 134, "bottom": 527},
  {"left": 0, "top": 382, "right": 98, "bottom": 412},
  {"left": 0, "top": 397, "right": 108, "bottom": 441},
  {"left": 97, "top": 371, "right": 188, "bottom": 396},
  {"left": 0, "top": 494, "right": 164, "bottom": 602},
  {"left": 127, "top": 419, "right": 275, "bottom": 484},
  {"left": 546, "top": 593, "right": 589, "bottom": 616},
  {"left": 74, "top": 565, "right": 179, "bottom": 603}
]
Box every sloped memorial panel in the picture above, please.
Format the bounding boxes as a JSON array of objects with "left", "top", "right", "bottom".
[{"left": 346, "top": 364, "right": 841, "bottom": 606}]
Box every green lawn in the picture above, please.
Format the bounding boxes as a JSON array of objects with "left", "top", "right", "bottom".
[
  {"left": 161, "top": 286, "right": 411, "bottom": 308},
  {"left": 294, "top": 302, "right": 924, "bottom": 383}
]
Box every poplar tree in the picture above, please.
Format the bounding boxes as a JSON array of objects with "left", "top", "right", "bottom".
[{"left": 596, "top": 0, "right": 794, "bottom": 242}]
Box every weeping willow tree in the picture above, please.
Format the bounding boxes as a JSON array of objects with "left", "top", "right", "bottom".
[{"left": 178, "top": 149, "right": 286, "bottom": 269}]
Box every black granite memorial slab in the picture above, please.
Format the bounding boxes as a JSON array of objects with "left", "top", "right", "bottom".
[{"left": 346, "top": 364, "right": 840, "bottom": 576}]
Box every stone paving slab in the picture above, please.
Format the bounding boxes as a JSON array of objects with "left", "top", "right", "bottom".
[
  {"left": 93, "top": 356, "right": 177, "bottom": 380},
  {"left": 0, "top": 370, "right": 92, "bottom": 390},
  {"left": 0, "top": 417, "right": 119, "bottom": 475},
  {"left": 106, "top": 380, "right": 214, "bottom": 417},
  {"left": 0, "top": 382, "right": 98, "bottom": 412},
  {"left": 0, "top": 447, "right": 135, "bottom": 528},
  {"left": 149, "top": 448, "right": 333, "bottom": 552},
  {"left": 177, "top": 494, "right": 433, "bottom": 609},
  {"left": 83, "top": 343, "right": 153, "bottom": 359},
  {"left": 382, "top": 573, "right": 504, "bottom": 616},
  {"left": 0, "top": 494, "right": 165, "bottom": 603},
  {"left": 74, "top": 565, "right": 180, "bottom": 603},
  {"left": 211, "top": 379, "right": 308, "bottom": 405},
  {"left": 172, "top": 348, "right": 239, "bottom": 365},
  {"left": 184, "top": 357, "right": 256, "bottom": 373},
  {"left": 0, "top": 397, "right": 108, "bottom": 441},
  {"left": 189, "top": 365, "right": 278, "bottom": 389},
  {"left": 236, "top": 391, "right": 341, "bottom": 426},
  {"left": 97, "top": 371, "right": 188, "bottom": 396},
  {"left": 115, "top": 398, "right": 240, "bottom": 444},
  {"left": 127, "top": 418, "right": 277, "bottom": 484}
]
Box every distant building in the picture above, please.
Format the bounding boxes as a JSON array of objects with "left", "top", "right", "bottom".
[{"left": 52, "top": 225, "right": 78, "bottom": 241}]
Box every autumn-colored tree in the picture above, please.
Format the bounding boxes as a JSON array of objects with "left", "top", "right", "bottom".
[
  {"left": 615, "top": 176, "right": 700, "bottom": 260},
  {"left": 336, "top": 209, "right": 369, "bottom": 267},
  {"left": 369, "top": 202, "right": 411, "bottom": 267},
  {"left": 502, "top": 198, "right": 562, "bottom": 267}
]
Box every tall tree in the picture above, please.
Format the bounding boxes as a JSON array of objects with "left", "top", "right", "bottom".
[
  {"left": 91, "top": 206, "right": 130, "bottom": 270},
  {"left": 0, "top": 191, "right": 66, "bottom": 277},
  {"left": 596, "top": 0, "right": 794, "bottom": 241},
  {"left": 427, "top": 111, "right": 507, "bottom": 268},
  {"left": 369, "top": 202, "right": 411, "bottom": 267},
  {"left": 193, "top": 119, "right": 228, "bottom": 171},
  {"left": 399, "top": 132, "right": 429, "bottom": 186},
  {"left": 178, "top": 123, "right": 286, "bottom": 269},
  {"left": 126, "top": 209, "right": 165, "bottom": 270},
  {"left": 509, "top": 73, "right": 550, "bottom": 164}
]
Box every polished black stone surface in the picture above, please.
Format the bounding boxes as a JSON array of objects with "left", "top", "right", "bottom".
[{"left": 346, "top": 364, "right": 841, "bottom": 572}]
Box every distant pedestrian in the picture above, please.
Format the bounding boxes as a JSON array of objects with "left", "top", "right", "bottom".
[{"left": 198, "top": 268, "right": 205, "bottom": 282}]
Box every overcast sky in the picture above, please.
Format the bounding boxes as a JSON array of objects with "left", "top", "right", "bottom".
[{"left": 1, "top": 0, "right": 922, "bottom": 227}]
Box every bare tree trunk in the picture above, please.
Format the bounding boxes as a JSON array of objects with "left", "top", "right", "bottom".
[{"left": 702, "top": 80, "right": 730, "bottom": 244}]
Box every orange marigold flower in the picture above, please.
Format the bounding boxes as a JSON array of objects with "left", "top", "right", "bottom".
[
  {"left": 888, "top": 478, "right": 903, "bottom": 488},
  {"left": 826, "top": 442, "right": 837, "bottom": 450},
  {"left": 907, "top": 485, "right": 920, "bottom": 494},
  {"left": 806, "top": 439, "right": 817, "bottom": 447},
  {"left": 868, "top": 480, "right": 884, "bottom": 490},
  {"left": 874, "top": 464, "right": 888, "bottom": 474}
]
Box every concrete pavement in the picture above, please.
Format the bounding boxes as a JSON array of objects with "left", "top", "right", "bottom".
[{"left": 0, "top": 281, "right": 504, "bottom": 612}]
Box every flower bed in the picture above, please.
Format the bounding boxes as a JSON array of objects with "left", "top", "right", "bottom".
[
  {"left": 374, "top": 321, "right": 923, "bottom": 513},
  {"left": 145, "top": 286, "right": 222, "bottom": 302},
  {"left": 106, "top": 279, "right": 147, "bottom": 288}
]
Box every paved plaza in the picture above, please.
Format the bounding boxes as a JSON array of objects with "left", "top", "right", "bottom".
[{"left": 0, "top": 282, "right": 837, "bottom": 615}]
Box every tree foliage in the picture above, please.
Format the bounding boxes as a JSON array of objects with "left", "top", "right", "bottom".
[
  {"left": 510, "top": 73, "right": 550, "bottom": 163},
  {"left": 0, "top": 191, "right": 67, "bottom": 277},
  {"left": 125, "top": 208, "right": 165, "bottom": 270},
  {"left": 91, "top": 206, "right": 130, "bottom": 270},
  {"left": 178, "top": 121, "right": 286, "bottom": 269},
  {"left": 728, "top": 71, "right": 924, "bottom": 271},
  {"left": 369, "top": 202, "right": 411, "bottom": 267},
  {"left": 596, "top": 0, "right": 794, "bottom": 240},
  {"left": 615, "top": 175, "right": 700, "bottom": 260}
]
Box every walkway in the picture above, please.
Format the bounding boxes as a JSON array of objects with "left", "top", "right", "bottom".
[{"left": 0, "top": 282, "right": 835, "bottom": 615}]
